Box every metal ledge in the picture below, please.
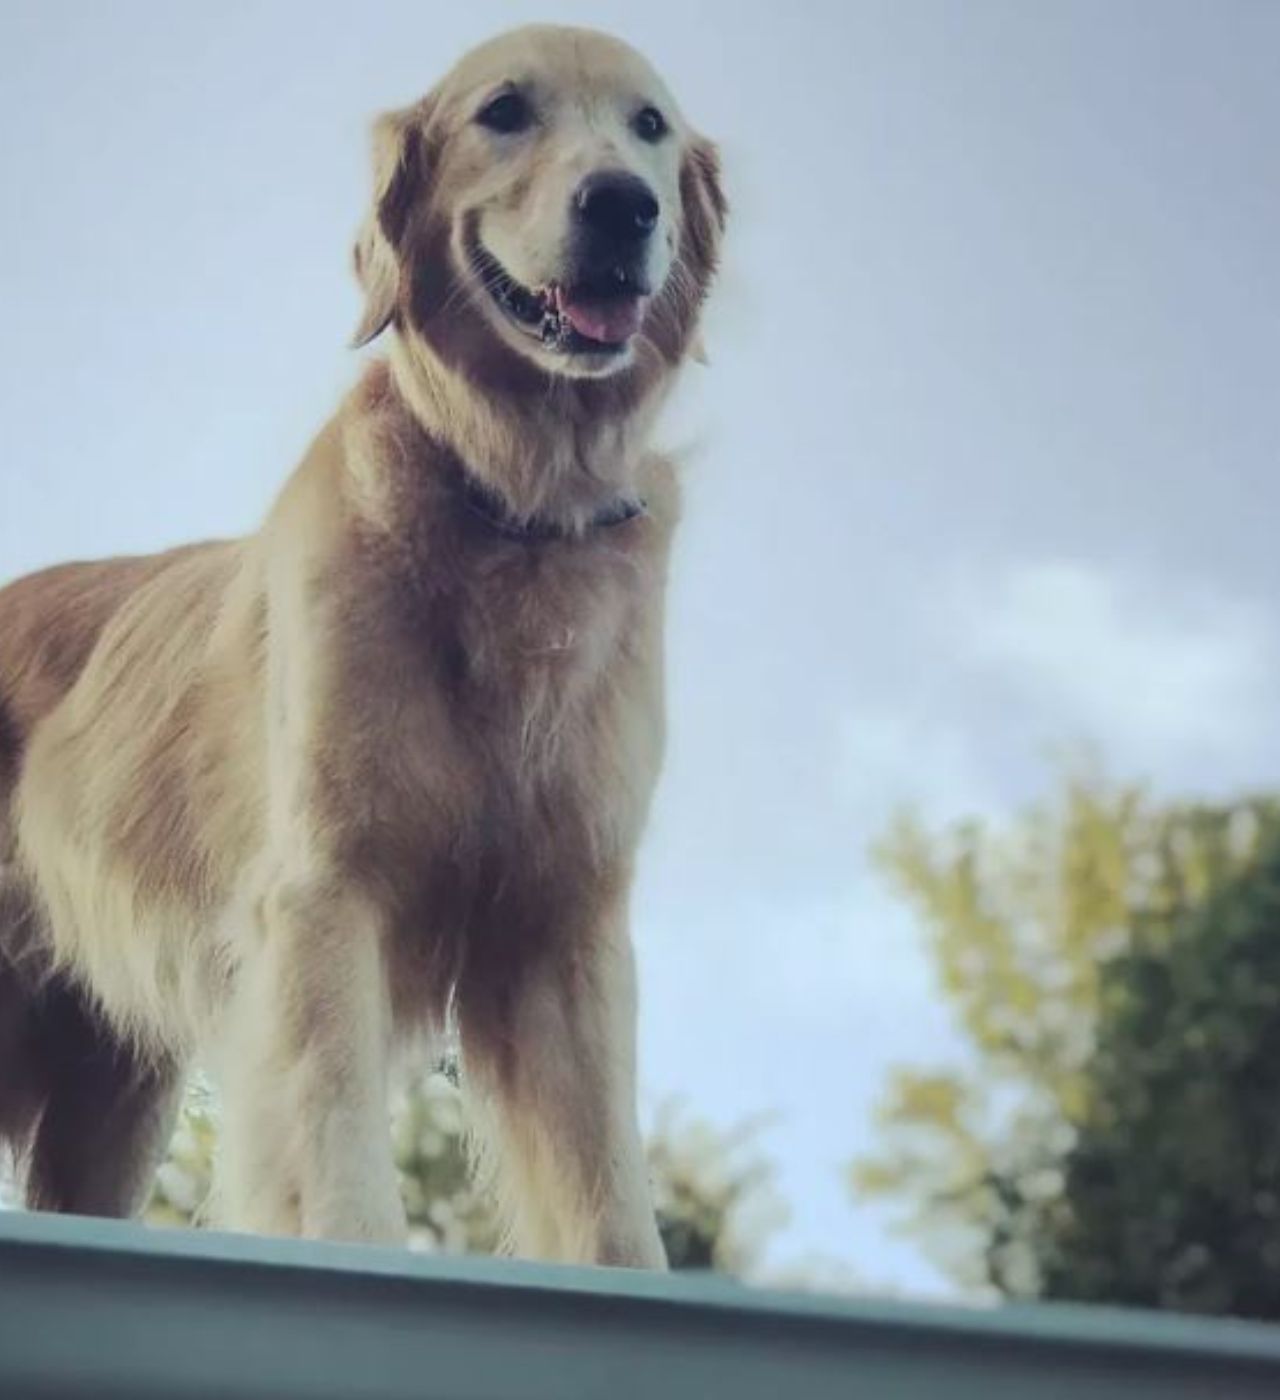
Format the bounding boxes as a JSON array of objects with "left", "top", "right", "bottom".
[{"left": 2, "top": 1211, "right": 1280, "bottom": 1398}]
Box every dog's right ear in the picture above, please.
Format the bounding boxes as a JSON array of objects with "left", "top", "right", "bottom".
[{"left": 351, "top": 106, "right": 425, "bottom": 348}]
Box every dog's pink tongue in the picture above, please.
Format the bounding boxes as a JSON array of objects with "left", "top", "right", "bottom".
[{"left": 555, "top": 288, "right": 648, "bottom": 345}]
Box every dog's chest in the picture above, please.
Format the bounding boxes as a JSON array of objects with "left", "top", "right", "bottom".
[
  {"left": 351, "top": 538, "right": 661, "bottom": 886},
  {"left": 449, "top": 541, "right": 637, "bottom": 727}
]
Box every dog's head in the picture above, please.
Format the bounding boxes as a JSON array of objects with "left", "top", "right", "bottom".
[{"left": 352, "top": 25, "right": 726, "bottom": 384}]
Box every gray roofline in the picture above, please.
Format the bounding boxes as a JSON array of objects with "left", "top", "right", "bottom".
[{"left": 3, "top": 1210, "right": 1279, "bottom": 1398}]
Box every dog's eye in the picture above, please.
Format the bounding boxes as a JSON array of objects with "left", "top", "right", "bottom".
[
  {"left": 476, "top": 90, "right": 532, "bottom": 135},
  {"left": 632, "top": 106, "right": 668, "bottom": 143}
]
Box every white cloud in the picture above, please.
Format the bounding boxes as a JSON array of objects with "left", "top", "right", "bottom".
[
  {"left": 838, "top": 704, "right": 1002, "bottom": 831},
  {"left": 950, "top": 559, "right": 1280, "bottom": 780}
]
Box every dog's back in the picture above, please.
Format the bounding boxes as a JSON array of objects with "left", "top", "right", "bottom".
[
  {"left": 0, "top": 550, "right": 208, "bottom": 747},
  {"left": 0, "top": 550, "right": 192, "bottom": 968}
]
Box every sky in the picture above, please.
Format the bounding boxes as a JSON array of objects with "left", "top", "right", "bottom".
[{"left": 2, "top": 2, "right": 1278, "bottom": 1297}]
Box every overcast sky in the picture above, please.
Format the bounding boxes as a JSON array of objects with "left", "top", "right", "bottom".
[{"left": 3, "top": 1, "right": 1278, "bottom": 1296}]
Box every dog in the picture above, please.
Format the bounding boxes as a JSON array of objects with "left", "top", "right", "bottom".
[{"left": 0, "top": 24, "right": 725, "bottom": 1267}]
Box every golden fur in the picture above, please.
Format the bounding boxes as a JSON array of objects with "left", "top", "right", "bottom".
[{"left": 0, "top": 25, "right": 724, "bottom": 1264}]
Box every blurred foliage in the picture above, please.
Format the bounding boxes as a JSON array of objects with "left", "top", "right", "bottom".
[
  {"left": 648, "top": 1101, "right": 787, "bottom": 1275},
  {"left": 1042, "top": 831, "right": 1280, "bottom": 1316},
  {"left": 147, "top": 1078, "right": 219, "bottom": 1230},
  {"left": 147, "top": 1071, "right": 783, "bottom": 1276},
  {"left": 853, "top": 773, "right": 1280, "bottom": 1315}
]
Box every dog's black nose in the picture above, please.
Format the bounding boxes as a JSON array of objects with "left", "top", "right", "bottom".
[{"left": 574, "top": 172, "right": 660, "bottom": 243}]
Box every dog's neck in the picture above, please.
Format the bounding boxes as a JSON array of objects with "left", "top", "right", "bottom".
[{"left": 385, "top": 333, "right": 666, "bottom": 535}]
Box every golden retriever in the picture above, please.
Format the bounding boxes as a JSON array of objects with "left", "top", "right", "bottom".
[{"left": 0, "top": 24, "right": 724, "bottom": 1267}]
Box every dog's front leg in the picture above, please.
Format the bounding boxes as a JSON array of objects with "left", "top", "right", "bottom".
[
  {"left": 459, "top": 897, "right": 667, "bottom": 1270},
  {"left": 217, "top": 880, "right": 406, "bottom": 1245}
]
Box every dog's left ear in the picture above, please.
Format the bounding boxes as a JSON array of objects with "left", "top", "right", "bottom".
[
  {"left": 680, "top": 137, "right": 728, "bottom": 285},
  {"left": 351, "top": 105, "right": 426, "bottom": 348},
  {"left": 679, "top": 138, "right": 727, "bottom": 364}
]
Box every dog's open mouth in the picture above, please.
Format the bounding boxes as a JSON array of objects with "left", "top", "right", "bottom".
[{"left": 471, "top": 245, "right": 650, "bottom": 355}]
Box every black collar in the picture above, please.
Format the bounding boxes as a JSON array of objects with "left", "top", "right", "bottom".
[{"left": 454, "top": 471, "right": 647, "bottom": 543}]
